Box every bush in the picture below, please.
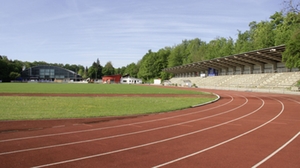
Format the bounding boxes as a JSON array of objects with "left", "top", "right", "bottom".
[
  {"left": 297, "top": 80, "right": 300, "bottom": 87},
  {"left": 9, "top": 72, "right": 20, "bottom": 80}
]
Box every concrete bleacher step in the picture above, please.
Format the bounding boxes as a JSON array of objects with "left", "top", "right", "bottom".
[{"left": 170, "top": 72, "right": 300, "bottom": 90}]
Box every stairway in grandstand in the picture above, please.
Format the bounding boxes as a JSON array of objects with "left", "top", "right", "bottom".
[{"left": 169, "top": 71, "right": 300, "bottom": 90}]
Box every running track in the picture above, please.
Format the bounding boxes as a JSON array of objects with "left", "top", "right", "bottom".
[{"left": 0, "top": 88, "right": 299, "bottom": 168}]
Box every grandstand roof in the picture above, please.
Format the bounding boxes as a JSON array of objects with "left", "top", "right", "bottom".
[{"left": 164, "top": 45, "right": 285, "bottom": 73}]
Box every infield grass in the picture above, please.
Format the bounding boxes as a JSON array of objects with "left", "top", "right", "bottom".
[
  {"left": 0, "top": 83, "right": 216, "bottom": 120},
  {"left": 0, "top": 96, "right": 214, "bottom": 120},
  {"left": 0, "top": 83, "right": 203, "bottom": 94}
]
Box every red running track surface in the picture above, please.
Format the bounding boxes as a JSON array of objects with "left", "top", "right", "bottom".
[{"left": 0, "top": 87, "right": 299, "bottom": 168}]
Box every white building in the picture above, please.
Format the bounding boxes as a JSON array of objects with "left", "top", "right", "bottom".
[
  {"left": 121, "top": 76, "right": 142, "bottom": 84},
  {"left": 154, "top": 79, "right": 161, "bottom": 85}
]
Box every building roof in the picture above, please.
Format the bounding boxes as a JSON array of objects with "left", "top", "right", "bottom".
[
  {"left": 164, "top": 45, "right": 285, "bottom": 73},
  {"left": 21, "top": 65, "right": 82, "bottom": 80}
]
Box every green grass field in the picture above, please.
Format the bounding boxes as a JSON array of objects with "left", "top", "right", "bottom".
[
  {"left": 0, "top": 83, "right": 216, "bottom": 120},
  {"left": 0, "top": 83, "right": 203, "bottom": 94}
]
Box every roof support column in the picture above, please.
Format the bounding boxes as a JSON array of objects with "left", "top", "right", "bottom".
[
  {"left": 272, "top": 63, "right": 277, "bottom": 73},
  {"left": 223, "top": 68, "right": 228, "bottom": 75},
  {"left": 233, "top": 67, "right": 236, "bottom": 75},
  {"left": 250, "top": 65, "right": 254, "bottom": 74},
  {"left": 260, "top": 64, "right": 265, "bottom": 73},
  {"left": 241, "top": 66, "right": 245, "bottom": 75}
]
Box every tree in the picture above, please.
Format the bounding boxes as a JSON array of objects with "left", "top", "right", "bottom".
[
  {"left": 77, "top": 68, "right": 84, "bottom": 79},
  {"left": 282, "top": 28, "right": 300, "bottom": 68},
  {"left": 282, "top": 0, "right": 300, "bottom": 14},
  {"left": 138, "top": 50, "right": 155, "bottom": 81},
  {"left": 0, "top": 56, "right": 9, "bottom": 81},
  {"left": 271, "top": 12, "right": 289, "bottom": 45},
  {"left": 137, "top": 47, "right": 171, "bottom": 81},
  {"left": 235, "top": 30, "right": 253, "bottom": 54},
  {"left": 102, "top": 61, "right": 115, "bottom": 76},
  {"left": 84, "top": 66, "right": 88, "bottom": 79},
  {"left": 88, "top": 65, "right": 96, "bottom": 79},
  {"left": 168, "top": 46, "right": 184, "bottom": 67},
  {"left": 156, "top": 48, "right": 171, "bottom": 79},
  {"left": 186, "top": 38, "right": 207, "bottom": 63},
  {"left": 124, "top": 63, "right": 139, "bottom": 77},
  {"left": 115, "top": 66, "right": 126, "bottom": 75},
  {"left": 0, "top": 56, "right": 22, "bottom": 82},
  {"left": 89, "top": 58, "right": 103, "bottom": 79},
  {"left": 280, "top": 0, "right": 300, "bottom": 69},
  {"left": 9, "top": 72, "right": 20, "bottom": 80},
  {"left": 204, "top": 37, "right": 234, "bottom": 59},
  {"left": 252, "top": 21, "right": 275, "bottom": 49}
]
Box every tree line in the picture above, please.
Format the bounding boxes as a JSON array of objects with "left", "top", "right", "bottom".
[{"left": 1, "top": 1, "right": 299, "bottom": 82}]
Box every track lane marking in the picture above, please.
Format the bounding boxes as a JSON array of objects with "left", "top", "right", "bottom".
[
  {"left": 286, "top": 98, "right": 300, "bottom": 105},
  {"left": 0, "top": 94, "right": 231, "bottom": 143},
  {"left": 152, "top": 97, "right": 284, "bottom": 168},
  {"left": 252, "top": 131, "right": 300, "bottom": 168},
  {"left": 0, "top": 95, "right": 249, "bottom": 155},
  {"left": 31, "top": 96, "right": 266, "bottom": 168}
]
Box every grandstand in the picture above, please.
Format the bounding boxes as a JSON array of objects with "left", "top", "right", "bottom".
[{"left": 165, "top": 45, "right": 300, "bottom": 93}]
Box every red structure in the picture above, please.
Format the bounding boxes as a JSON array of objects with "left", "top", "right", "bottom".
[{"left": 102, "top": 74, "right": 122, "bottom": 84}]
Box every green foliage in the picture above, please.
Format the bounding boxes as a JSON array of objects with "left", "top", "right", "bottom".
[
  {"left": 168, "top": 45, "right": 184, "bottom": 67},
  {"left": 205, "top": 37, "right": 234, "bottom": 59},
  {"left": 115, "top": 66, "right": 127, "bottom": 75},
  {"left": 124, "top": 63, "right": 139, "bottom": 77},
  {"left": 252, "top": 21, "right": 276, "bottom": 48},
  {"left": 9, "top": 72, "right": 20, "bottom": 80},
  {"left": 0, "top": 56, "right": 22, "bottom": 82},
  {"left": 102, "top": 61, "right": 115, "bottom": 76},
  {"left": 234, "top": 30, "right": 253, "bottom": 53},
  {"left": 282, "top": 28, "right": 300, "bottom": 68},
  {"left": 88, "top": 59, "right": 103, "bottom": 79},
  {"left": 297, "top": 80, "right": 300, "bottom": 87},
  {"left": 138, "top": 48, "right": 170, "bottom": 81}
]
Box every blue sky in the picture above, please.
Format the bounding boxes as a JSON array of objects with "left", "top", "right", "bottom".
[{"left": 1, "top": 0, "right": 283, "bottom": 68}]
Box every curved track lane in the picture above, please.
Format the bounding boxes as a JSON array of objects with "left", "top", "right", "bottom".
[{"left": 0, "top": 88, "right": 299, "bottom": 168}]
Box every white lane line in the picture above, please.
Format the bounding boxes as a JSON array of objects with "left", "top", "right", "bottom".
[
  {"left": 152, "top": 97, "right": 284, "bottom": 168},
  {"left": 252, "top": 131, "right": 300, "bottom": 168},
  {"left": 31, "top": 97, "right": 264, "bottom": 168},
  {"left": 287, "top": 98, "right": 300, "bottom": 105},
  {"left": 52, "top": 125, "right": 65, "bottom": 128},
  {"left": 0, "top": 94, "right": 231, "bottom": 143},
  {"left": 0, "top": 96, "right": 249, "bottom": 155}
]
